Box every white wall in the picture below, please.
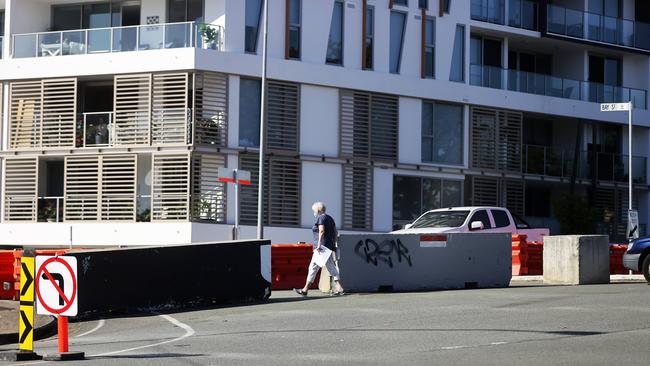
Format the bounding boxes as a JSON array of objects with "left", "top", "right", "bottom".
[
  {"left": 373, "top": 167, "right": 393, "bottom": 232},
  {"left": 299, "top": 84, "right": 338, "bottom": 157},
  {"left": 300, "top": 161, "right": 342, "bottom": 228},
  {"left": 266, "top": 0, "right": 285, "bottom": 60},
  {"left": 343, "top": 0, "right": 362, "bottom": 69},
  {"left": 398, "top": 96, "right": 421, "bottom": 164},
  {"left": 302, "top": 0, "right": 333, "bottom": 65},
  {"left": 141, "top": 0, "right": 166, "bottom": 24},
  {"left": 227, "top": 74, "right": 240, "bottom": 148},
  {"left": 8, "top": 0, "right": 49, "bottom": 34},
  {"left": 224, "top": 0, "right": 245, "bottom": 53},
  {"left": 205, "top": 0, "right": 227, "bottom": 26}
]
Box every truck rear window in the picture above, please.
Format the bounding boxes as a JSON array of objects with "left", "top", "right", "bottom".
[{"left": 411, "top": 211, "right": 470, "bottom": 229}]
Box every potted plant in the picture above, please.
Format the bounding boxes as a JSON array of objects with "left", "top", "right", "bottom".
[
  {"left": 39, "top": 205, "right": 57, "bottom": 223},
  {"left": 199, "top": 24, "right": 218, "bottom": 50}
]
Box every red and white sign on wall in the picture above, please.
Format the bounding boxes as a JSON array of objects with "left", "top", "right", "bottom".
[{"left": 35, "top": 256, "right": 78, "bottom": 317}]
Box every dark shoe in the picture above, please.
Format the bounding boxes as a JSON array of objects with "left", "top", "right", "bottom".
[
  {"left": 293, "top": 288, "right": 308, "bottom": 296},
  {"left": 331, "top": 290, "right": 346, "bottom": 296}
]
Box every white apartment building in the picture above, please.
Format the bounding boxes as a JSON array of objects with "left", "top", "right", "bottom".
[{"left": 0, "top": 0, "right": 648, "bottom": 246}]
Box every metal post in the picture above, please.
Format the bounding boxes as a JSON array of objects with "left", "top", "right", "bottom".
[
  {"left": 234, "top": 169, "right": 239, "bottom": 240},
  {"left": 629, "top": 100, "right": 633, "bottom": 211},
  {"left": 257, "top": 0, "right": 269, "bottom": 240}
]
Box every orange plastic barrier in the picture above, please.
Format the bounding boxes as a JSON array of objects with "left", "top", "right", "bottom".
[
  {"left": 511, "top": 234, "right": 528, "bottom": 276},
  {"left": 0, "top": 250, "right": 17, "bottom": 300},
  {"left": 526, "top": 242, "right": 544, "bottom": 275},
  {"left": 609, "top": 244, "right": 629, "bottom": 274},
  {"left": 271, "top": 244, "right": 320, "bottom": 290}
]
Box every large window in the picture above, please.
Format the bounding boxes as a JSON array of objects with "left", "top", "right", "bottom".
[
  {"left": 287, "top": 0, "right": 301, "bottom": 59},
  {"left": 422, "top": 102, "right": 463, "bottom": 165},
  {"left": 394, "top": 0, "right": 409, "bottom": 6},
  {"left": 239, "top": 78, "right": 261, "bottom": 147},
  {"left": 364, "top": 6, "right": 374, "bottom": 69},
  {"left": 389, "top": 12, "right": 407, "bottom": 74},
  {"left": 326, "top": 1, "right": 344, "bottom": 64},
  {"left": 393, "top": 175, "right": 462, "bottom": 226},
  {"left": 450, "top": 25, "right": 464, "bottom": 82},
  {"left": 168, "top": 0, "right": 203, "bottom": 23},
  {"left": 423, "top": 18, "right": 435, "bottom": 78},
  {"left": 245, "top": 0, "right": 263, "bottom": 53}
]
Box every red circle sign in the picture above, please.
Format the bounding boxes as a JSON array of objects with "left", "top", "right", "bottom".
[{"left": 35, "top": 257, "right": 77, "bottom": 315}]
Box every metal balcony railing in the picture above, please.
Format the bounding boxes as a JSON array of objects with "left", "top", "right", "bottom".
[
  {"left": 12, "top": 22, "right": 224, "bottom": 59},
  {"left": 470, "top": 64, "right": 648, "bottom": 109},
  {"left": 78, "top": 112, "right": 114, "bottom": 148},
  {"left": 547, "top": 4, "right": 650, "bottom": 51},
  {"left": 38, "top": 196, "right": 64, "bottom": 222},
  {"left": 522, "top": 144, "right": 647, "bottom": 184}
]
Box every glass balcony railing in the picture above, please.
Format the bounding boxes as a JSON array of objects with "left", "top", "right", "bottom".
[
  {"left": 77, "top": 112, "right": 114, "bottom": 148},
  {"left": 471, "top": 0, "right": 505, "bottom": 25},
  {"left": 523, "top": 144, "right": 647, "bottom": 184},
  {"left": 471, "top": 0, "right": 538, "bottom": 31},
  {"left": 470, "top": 64, "right": 648, "bottom": 109},
  {"left": 12, "top": 22, "right": 224, "bottom": 59},
  {"left": 547, "top": 4, "right": 650, "bottom": 51}
]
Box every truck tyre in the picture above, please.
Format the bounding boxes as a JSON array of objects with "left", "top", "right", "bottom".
[{"left": 643, "top": 255, "right": 650, "bottom": 283}]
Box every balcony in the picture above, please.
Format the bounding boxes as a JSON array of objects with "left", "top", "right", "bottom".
[
  {"left": 471, "top": 0, "right": 539, "bottom": 31},
  {"left": 523, "top": 144, "right": 647, "bottom": 184},
  {"left": 470, "top": 64, "right": 648, "bottom": 109},
  {"left": 547, "top": 4, "right": 650, "bottom": 51},
  {"left": 12, "top": 22, "right": 223, "bottom": 59}
]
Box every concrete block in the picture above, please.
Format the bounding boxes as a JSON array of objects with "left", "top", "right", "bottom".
[{"left": 543, "top": 235, "right": 610, "bottom": 285}]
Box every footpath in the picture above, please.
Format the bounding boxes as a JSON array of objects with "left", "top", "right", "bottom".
[{"left": 0, "top": 300, "right": 56, "bottom": 345}]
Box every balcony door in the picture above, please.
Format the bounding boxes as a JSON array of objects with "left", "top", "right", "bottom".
[
  {"left": 471, "top": 36, "right": 502, "bottom": 88},
  {"left": 508, "top": 51, "right": 551, "bottom": 94},
  {"left": 167, "top": 0, "right": 204, "bottom": 23},
  {"left": 588, "top": 55, "right": 620, "bottom": 102}
]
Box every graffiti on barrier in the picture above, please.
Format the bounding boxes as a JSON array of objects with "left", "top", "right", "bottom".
[{"left": 354, "top": 238, "right": 412, "bottom": 268}]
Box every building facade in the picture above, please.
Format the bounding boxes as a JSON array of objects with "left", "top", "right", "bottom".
[{"left": 0, "top": 0, "right": 648, "bottom": 246}]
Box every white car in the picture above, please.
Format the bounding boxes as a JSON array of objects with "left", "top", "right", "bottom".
[{"left": 391, "top": 206, "right": 549, "bottom": 242}]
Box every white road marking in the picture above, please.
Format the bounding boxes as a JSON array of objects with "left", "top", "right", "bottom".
[
  {"left": 74, "top": 319, "right": 105, "bottom": 338},
  {"left": 91, "top": 313, "right": 195, "bottom": 357}
]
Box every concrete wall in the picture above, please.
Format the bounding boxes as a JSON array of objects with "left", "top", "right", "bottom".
[
  {"left": 543, "top": 235, "right": 610, "bottom": 285},
  {"left": 301, "top": 161, "right": 342, "bottom": 229},
  {"left": 299, "top": 84, "right": 338, "bottom": 157}
]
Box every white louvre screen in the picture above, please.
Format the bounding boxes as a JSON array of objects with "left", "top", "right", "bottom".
[
  {"left": 267, "top": 81, "right": 299, "bottom": 152},
  {"left": 152, "top": 73, "right": 188, "bottom": 145},
  {"left": 4, "top": 158, "right": 38, "bottom": 222},
  {"left": 470, "top": 176, "right": 499, "bottom": 207},
  {"left": 267, "top": 158, "right": 301, "bottom": 226},
  {"left": 191, "top": 154, "right": 227, "bottom": 222},
  {"left": 471, "top": 107, "right": 522, "bottom": 172},
  {"left": 501, "top": 179, "right": 525, "bottom": 217},
  {"left": 498, "top": 110, "right": 523, "bottom": 172},
  {"left": 114, "top": 74, "right": 151, "bottom": 146},
  {"left": 471, "top": 107, "right": 498, "bottom": 170},
  {"left": 65, "top": 156, "right": 100, "bottom": 221},
  {"left": 152, "top": 153, "right": 190, "bottom": 221},
  {"left": 342, "top": 163, "right": 373, "bottom": 230},
  {"left": 194, "top": 72, "right": 228, "bottom": 146},
  {"left": 9, "top": 81, "right": 42, "bottom": 149},
  {"left": 101, "top": 155, "right": 137, "bottom": 221},
  {"left": 41, "top": 79, "right": 77, "bottom": 147}
]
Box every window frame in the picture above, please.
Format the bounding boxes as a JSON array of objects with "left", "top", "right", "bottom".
[
  {"left": 392, "top": 174, "right": 464, "bottom": 226},
  {"left": 421, "top": 100, "right": 464, "bottom": 166},
  {"left": 393, "top": 0, "right": 409, "bottom": 7},
  {"left": 423, "top": 16, "right": 435, "bottom": 78},
  {"left": 389, "top": 10, "right": 408, "bottom": 74},
  {"left": 238, "top": 77, "right": 262, "bottom": 148},
  {"left": 326, "top": 0, "right": 345, "bottom": 65},
  {"left": 286, "top": 0, "right": 301, "bottom": 59},
  {"left": 363, "top": 5, "right": 375, "bottom": 70},
  {"left": 450, "top": 24, "right": 465, "bottom": 82},
  {"left": 245, "top": 0, "right": 264, "bottom": 54}
]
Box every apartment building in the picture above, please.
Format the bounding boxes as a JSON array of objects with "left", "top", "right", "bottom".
[{"left": 0, "top": 0, "right": 648, "bottom": 246}]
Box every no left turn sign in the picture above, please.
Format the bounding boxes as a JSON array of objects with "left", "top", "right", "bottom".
[{"left": 35, "top": 256, "right": 78, "bottom": 317}]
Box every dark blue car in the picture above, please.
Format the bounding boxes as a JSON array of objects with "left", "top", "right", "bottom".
[{"left": 623, "top": 236, "right": 650, "bottom": 283}]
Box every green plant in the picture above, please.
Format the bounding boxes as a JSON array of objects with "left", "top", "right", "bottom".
[
  {"left": 39, "top": 205, "right": 57, "bottom": 222},
  {"left": 552, "top": 193, "right": 599, "bottom": 235},
  {"left": 199, "top": 24, "right": 217, "bottom": 43},
  {"left": 137, "top": 209, "right": 151, "bottom": 222}
]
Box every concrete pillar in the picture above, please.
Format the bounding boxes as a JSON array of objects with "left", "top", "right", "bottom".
[{"left": 543, "top": 235, "right": 610, "bottom": 285}]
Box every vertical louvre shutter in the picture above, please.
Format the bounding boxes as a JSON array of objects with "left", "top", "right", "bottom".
[
  {"left": 342, "top": 163, "right": 373, "bottom": 230},
  {"left": 340, "top": 90, "right": 398, "bottom": 161},
  {"left": 267, "top": 158, "right": 301, "bottom": 226},
  {"left": 470, "top": 176, "right": 499, "bottom": 207},
  {"left": 471, "top": 107, "right": 522, "bottom": 172},
  {"left": 152, "top": 73, "right": 188, "bottom": 145},
  {"left": 469, "top": 176, "right": 525, "bottom": 216},
  {"left": 10, "top": 81, "right": 42, "bottom": 149},
  {"left": 267, "top": 81, "right": 299, "bottom": 152},
  {"left": 239, "top": 154, "right": 263, "bottom": 225},
  {"left": 502, "top": 179, "right": 525, "bottom": 217},
  {"left": 194, "top": 72, "right": 228, "bottom": 146},
  {"left": 152, "top": 153, "right": 190, "bottom": 221},
  {"left": 191, "top": 154, "right": 227, "bottom": 222},
  {"left": 114, "top": 74, "right": 151, "bottom": 146},
  {"left": 65, "top": 156, "right": 100, "bottom": 221},
  {"left": 101, "top": 155, "right": 137, "bottom": 221},
  {"left": 41, "top": 79, "right": 77, "bottom": 147},
  {"left": 4, "top": 158, "right": 38, "bottom": 222}
]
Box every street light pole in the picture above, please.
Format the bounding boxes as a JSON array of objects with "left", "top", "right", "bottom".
[
  {"left": 628, "top": 100, "right": 632, "bottom": 212},
  {"left": 257, "top": 0, "right": 269, "bottom": 240}
]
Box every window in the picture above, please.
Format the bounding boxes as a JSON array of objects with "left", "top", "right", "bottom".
[
  {"left": 52, "top": 2, "right": 131, "bottom": 31},
  {"left": 418, "top": 0, "right": 428, "bottom": 9},
  {"left": 393, "top": 175, "right": 462, "bottom": 226},
  {"left": 491, "top": 209, "right": 510, "bottom": 228},
  {"left": 450, "top": 25, "right": 464, "bottom": 82},
  {"left": 245, "top": 0, "right": 263, "bottom": 53},
  {"left": 394, "top": 0, "right": 408, "bottom": 6},
  {"left": 469, "top": 209, "right": 491, "bottom": 228},
  {"left": 389, "top": 12, "right": 407, "bottom": 74},
  {"left": 364, "top": 6, "right": 374, "bottom": 70},
  {"left": 168, "top": 0, "right": 204, "bottom": 23},
  {"left": 287, "top": 0, "right": 301, "bottom": 59},
  {"left": 423, "top": 18, "right": 435, "bottom": 78},
  {"left": 326, "top": 1, "right": 344, "bottom": 65},
  {"left": 239, "top": 78, "right": 261, "bottom": 147},
  {"left": 0, "top": 11, "right": 4, "bottom": 37},
  {"left": 443, "top": 0, "right": 451, "bottom": 13},
  {"left": 421, "top": 102, "right": 463, "bottom": 165}
]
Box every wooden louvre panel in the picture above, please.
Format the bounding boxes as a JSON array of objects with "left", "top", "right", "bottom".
[
  {"left": 471, "top": 107, "right": 522, "bottom": 173},
  {"left": 469, "top": 176, "right": 499, "bottom": 207},
  {"left": 9, "top": 81, "right": 42, "bottom": 149},
  {"left": 191, "top": 153, "right": 227, "bottom": 223},
  {"left": 193, "top": 72, "right": 228, "bottom": 146},
  {"left": 340, "top": 90, "right": 398, "bottom": 162},
  {"left": 267, "top": 158, "right": 301, "bottom": 226},
  {"left": 470, "top": 107, "right": 497, "bottom": 170},
  {"left": 342, "top": 163, "right": 373, "bottom": 230},
  {"left": 501, "top": 179, "right": 525, "bottom": 217},
  {"left": 152, "top": 72, "right": 189, "bottom": 145},
  {"left": 239, "top": 154, "right": 264, "bottom": 225},
  {"left": 114, "top": 74, "right": 151, "bottom": 146},
  {"left": 4, "top": 158, "right": 38, "bottom": 222},
  {"left": 151, "top": 153, "right": 190, "bottom": 221},
  {"left": 65, "top": 155, "right": 100, "bottom": 221},
  {"left": 266, "top": 80, "right": 299, "bottom": 152},
  {"left": 101, "top": 155, "right": 137, "bottom": 221},
  {"left": 41, "top": 78, "right": 77, "bottom": 148}
]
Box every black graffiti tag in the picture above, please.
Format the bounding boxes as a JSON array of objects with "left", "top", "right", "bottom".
[{"left": 354, "top": 238, "right": 412, "bottom": 268}]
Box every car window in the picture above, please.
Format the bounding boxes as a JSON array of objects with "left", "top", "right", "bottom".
[
  {"left": 512, "top": 213, "right": 531, "bottom": 229},
  {"left": 469, "top": 210, "right": 491, "bottom": 229},
  {"left": 410, "top": 211, "right": 470, "bottom": 229},
  {"left": 491, "top": 210, "right": 510, "bottom": 228}
]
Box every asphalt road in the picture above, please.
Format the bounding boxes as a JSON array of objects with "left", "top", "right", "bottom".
[{"left": 0, "top": 282, "right": 648, "bottom": 366}]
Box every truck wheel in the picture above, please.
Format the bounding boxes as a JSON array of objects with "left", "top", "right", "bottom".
[{"left": 643, "top": 255, "right": 650, "bottom": 283}]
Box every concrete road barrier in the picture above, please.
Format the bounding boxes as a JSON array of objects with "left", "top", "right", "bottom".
[
  {"left": 338, "top": 233, "right": 511, "bottom": 292},
  {"left": 68, "top": 240, "right": 271, "bottom": 317},
  {"left": 543, "top": 235, "right": 610, "bottom": 285}
]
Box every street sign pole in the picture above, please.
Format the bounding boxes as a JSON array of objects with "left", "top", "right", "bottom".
[
  {"left": 628, "top": 101, "right": 632, "bottom": 213},
  {"left": 234, "top": 169, "right": 239, "bottom": 240},
  {"left": 257, "top": 0, "right": 269, "bottom": 240}
]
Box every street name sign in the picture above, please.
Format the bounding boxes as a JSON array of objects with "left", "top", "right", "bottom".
[{"left": 600, "top": 102, "right": 631, "bottom": 112}]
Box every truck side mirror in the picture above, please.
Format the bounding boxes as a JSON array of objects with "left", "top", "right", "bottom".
[{"left": 470, "top": 221, "right": 484, "bottom": 231}]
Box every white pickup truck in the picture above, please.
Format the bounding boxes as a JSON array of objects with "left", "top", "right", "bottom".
[{"left": 391, "top": 206, "right": 549, "bottom": 242}]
